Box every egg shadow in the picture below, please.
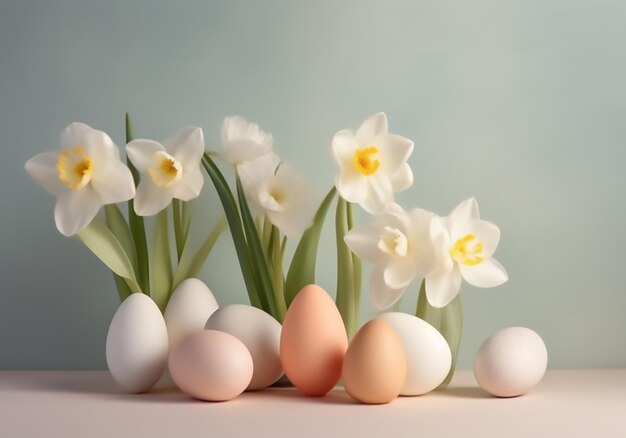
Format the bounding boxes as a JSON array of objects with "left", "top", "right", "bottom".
[
  {"left": 436, "top": 386, "right": 491, "bottom": 399},
  {"left": 251, "top": 387, "right": 357, "bottom": 405}
]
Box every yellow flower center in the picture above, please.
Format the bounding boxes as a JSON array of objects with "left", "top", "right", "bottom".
[
  {"left": 149, "top": 151, "right": 182, "bottom": 187},
  {"left": 450, "top": 234, "right": 484, "bottom": 266},
  {"left": 56, "top": 146, "right": 94, "bottom": 190},
  {"left": 353, "top": 146, "right": 380, "bottom": 176}
]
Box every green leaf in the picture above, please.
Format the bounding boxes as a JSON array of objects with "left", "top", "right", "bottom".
[
  {"left": 112, "top": 273, "right": 132, "bottom": 302},
  {"left": 172, "top": 199, "right": 184, "bottom": 261},
  {"left": 415, "top": 279, "right": 463, "bottom": 386},
  {"left": 125, "top": 113, "right": 149, "bottom": 293},
  {"left": 172, "top": 217, "right": 227, "bottom": 290},
  {"left": 77, "top": 219, "right": 141, "bottom": 292},
  {"left": 270, "top": 224, "right": 287, "bottom": 321},
  {"left": 201, "top": 153, "right": 262, "bottom": 309},
  {"left": 149, "top": 209, "right": 173, "bottom": 312},
  {"left": 335, "top": 197, "right": 356, "bottom": 339},
  {"left": 236, "top": 177, "right": 278, "bottom": 318},
  {"left": 104, "top": 204, "right": 137, "bottom": 269},
  {"left": 284, "top": 187, "right": 336, "bottom": 306}
]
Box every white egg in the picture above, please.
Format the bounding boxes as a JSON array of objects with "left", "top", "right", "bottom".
[
  {"left": 379, "top": 312, "right": 452, "bottom": 396},
  {"left": 164, "top": 278, "right": 219, "bottom": 347},
  {"left": 205, "top": 304, "right": 282, "bottom": 390},
  {"left": 106, "top": 293, "right": 169, "bottom": 393},
  {"left": 474, "top": 327, "right": 548, "bottom": 397}
]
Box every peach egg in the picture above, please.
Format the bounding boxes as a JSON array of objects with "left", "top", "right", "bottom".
[{"left": 280, "top": 284, "right": 348, "bottom": 396}]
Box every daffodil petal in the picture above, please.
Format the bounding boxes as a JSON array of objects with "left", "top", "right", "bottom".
[
  {"left": 389, "top": 162, "right": 413, "bottom": 192},
  {"left": 335, "top": 170, "right": 367, "bottom": 204},
  {"left": 360, "top": 173, "right": 393, "bottom": 214},
  {"left": 383, "top": 258, "right": 416, "bottom": 289},
  {"left": 331, "top": 129, "right": 358, "bottom": 167},
  {"left": 91, "top": 161, "right": 136, "bottom": 205},
  {"left": 459, "top": 258, "right": 508, "bottom": 288},
  {"left": 379, "top": 134, "right": 413, "bottom": 172},
  {"left": 126, "top": 139, "right": 165, "bottom": 172},
  {"left": 425, "top": 266, "right": 462, "bottom": 308},
  {"left": 168, "top": 126, "right": 205, "bottom": 167},
  {"left": 60, "top": 122, "right": 95, "bottom": 150},
  {"left": 222, "top": 116, "right": 273, "bottom": 148},
  {"left": 54, "top": 188, "right": 102, "bottom": 236},
  {"left": 221, "top": 116, "right": 273, "bottom": 166},
  {"left": 171, "top": 167, "right": 203, "bottom": 201},
  {"left": 470, "top": 219, "right": 501, "bottom": 258},
  {"left": 448, "top": 197, "right": 480, "bottom": 238},
  {"left": 84, "top": 128, "right": 119, "bottom": 163},
  {"left": 344, "top": 221, "right": 386, "bottom": 263},
  {"left": 24, "top": 151, "right": 67, "bottom": 196},
  {"left": 371, "top": 267, "right": 407, "bottom": 310},
  {"left": 133, "top": 180, "right": 173, "bottom": 216},
  {"left": 355, "top": 112, "right": 388, "bottom": 144}
]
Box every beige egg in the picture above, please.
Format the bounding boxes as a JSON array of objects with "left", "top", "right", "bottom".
[
  {"left": 342, "top": 319, "right": 407, "bottom": 404},
  {"left": 168, "top": 330, "right": 253, "bottom": 401},
  {"left": 280, "top": 284, "right": 348, "bottom": 396}
]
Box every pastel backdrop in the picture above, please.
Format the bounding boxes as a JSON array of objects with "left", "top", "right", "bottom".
[{"left": 1, "top": 0, "right": 625, "bottom": 369}]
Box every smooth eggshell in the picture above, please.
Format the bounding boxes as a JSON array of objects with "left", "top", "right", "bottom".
[
  {"left": 106, "top": 293, "right": 169, "bottom": 393},
  {"left": 380, "top": 312, "right": 451, "bottom": 395},
  {"left": 280, "top": 284, "right": 348, "bottom": 396},
  {"left": 342, "top": 319, "right": 407, "bottom": 404},
  {"left": 169, "top": 330, "right": 253, "bottom": 401},
  {"left": 164, "top": 278, "right": 219, "bottom": 347},
  {"left": 205, "top": 304, "right": 282, "bottom": 390},
  {"left": 474, "top": 327, "right": 548, "bottom": 397}
]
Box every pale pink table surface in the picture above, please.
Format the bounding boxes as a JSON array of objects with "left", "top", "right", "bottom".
[{"left": 1, "top": 370, "right": 624, "bottom": 437}]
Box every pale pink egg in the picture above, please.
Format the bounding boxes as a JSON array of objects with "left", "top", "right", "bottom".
[
  {"left": 280, "top": 284, "right": 348, "bottom": 396},
  {"left": 169, "top": 330, "right": 253, "bottom": 401}
]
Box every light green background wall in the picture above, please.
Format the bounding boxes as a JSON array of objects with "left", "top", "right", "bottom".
[{"left": 1, "top": 0, "right": 625, "bottom": 369}]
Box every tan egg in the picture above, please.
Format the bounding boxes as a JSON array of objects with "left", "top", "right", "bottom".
[
  {"left": 280, "top": 284, "right": 348, "bottom": 396},
  {"left": 342, "top": 319, "right": 407, "bottom": 404},
  {"left": 168, "top": 330, "right": 253, "bottom": 402}
]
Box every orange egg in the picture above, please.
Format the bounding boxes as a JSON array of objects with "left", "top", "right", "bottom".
[
  {"left": 280, "top": 284, "right": 348, "bottom": 396},
  {"left": 342, "top": 319, "right": 407, "bottom": 404}
]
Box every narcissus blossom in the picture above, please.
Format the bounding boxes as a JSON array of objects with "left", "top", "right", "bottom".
[
  {"left": 221, "top": 116, "right": 274, "bottom": 167},
  {"left": 25, "top": 122, "right": 135, "bottom": 236},
  {"left": 331, "top": 112, "right": 414, "bottom": 213},
  {"left": 425, "top": 198, "right": 508, "bottom": 308},
  {"left": 239, "top": 154, "right": 315, "bottom": 237},
  {"left": 344, "top": 205, "right": 436, "bottom": 309},
  {"left": 126, "top": 127, "right": 204, "bottom": 216}
]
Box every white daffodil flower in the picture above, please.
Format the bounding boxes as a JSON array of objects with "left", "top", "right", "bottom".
[
  {"left": 126, "top": 127, "right": 205, "bottom": 216},
  {"left": 238, "top": 153, "right": 315, "bottom": 237},
  {"left": 331, "top": 112, "right": 414, "bottom": 214},
  {"left": 344, "top": 205, "right": 436, "bottom": 310},
  {"left": 425, "top": 198, "right": 508, "bottom": 308},
  {"left": 25, "top": 122, "right": 135, "bottom": 236},
  {"left": 221, "top": 116, "right": 274, "bottom": 167}
]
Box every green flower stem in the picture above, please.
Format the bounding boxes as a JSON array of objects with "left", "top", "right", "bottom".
[
  {"left": 125, "top": 113, "right": 149, "bottom": 294},
  {"left": 346, "top": 201, "right": 361, "bottom": 330},
  {"left": 181, "top": 201, "right": 191, "bottom": 242},
  {"left": 172, "top": 199, "right": 184, "bottom": 262},
  {"left": 201, "top": 153, "right": 263, "bottom": 309},
  {"left": 415, "top": 279, "right": 463, "bottom": 386},
  {"left": 335, "top": 197, "right": 357, "bottom": 339},
  {"left": 150, "top": 208, "right": 173, "bottom": 312}
]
